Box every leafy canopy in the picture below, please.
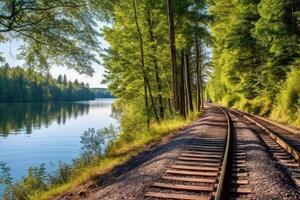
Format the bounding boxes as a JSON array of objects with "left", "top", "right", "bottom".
[{"left": 0, "top": 0, "right": 114, "bottom": 75}]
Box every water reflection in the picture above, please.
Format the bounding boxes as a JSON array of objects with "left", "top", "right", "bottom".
[
  {"left": 0, "top": 99, "right": 116, "bottom": 184},
  {"left": 0, "top": 102, "right": 90, "bottom": 135}
]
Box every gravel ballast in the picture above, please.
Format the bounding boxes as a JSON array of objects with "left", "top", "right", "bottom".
[{"left": 229, "top": 112, "right": 300, "bottom": 200}]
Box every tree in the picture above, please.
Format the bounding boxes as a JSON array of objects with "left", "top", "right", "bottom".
[
  {"left": 208, "top": 0, "right": 262, "bottom": 109},
  {"left": 207, "top": 0, "right": 300, "bottom": 127},
  {"left": 146, "top": 1, "right": 164, "bottom": 119},
  {"left": 63, "top": 75, "right": 68, "bottom": 86},
  {"left": 167, "top": 0, "right": 179, "bottom": 112},
  {"left": 179, "top": 50, "right": 186, "bottom": 117},
  {"left": 0, "top": 0, "right": 107, "bottom": 75},
  {"left": 74, "top": 79, "right": 79, "bottom": 87},
  {"left": 184, "top": 53, "right": 193, "bottom": 112},
  {"left": 132, "top": 0, "right": 160, "bottom": 126},
  {"left": 57, "top": 75, "right": 63, "bottom": 84},
  {"left": 101, "top": 0, "right": 209, "bottom": 133}
]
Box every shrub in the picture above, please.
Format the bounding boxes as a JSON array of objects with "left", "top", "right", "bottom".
[
  {"left": 0, "top": 162, "right": 12, "bottom": 186},
  {"left": 48, "top": 162, "right": 72, "bottom": 185},
  {"left": 3, "top": 164, "right": 47, "bottom": 200},
  {"left": 271, "top": 68, "right": 300, "bottom": 127}
]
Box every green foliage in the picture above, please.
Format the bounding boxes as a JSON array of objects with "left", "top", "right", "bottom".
[
  {"left": 22, "top": 165, "right": 47, "bottom": 194},
  {"left": 0, "top": 1, "right": 108, "bottom": 75},
  {"left": 3, "top": 164, "right": 47, "bottom": 200},
  {"left": 271, "top": 68, "right": 300, "bottom": 126},
  {"left": 80, "top": 126, "right": 118, "bottom": 158},
  {"left": 208, "top": 0, "right": 300, "bottom": 125},
  {"left": 92, "top": 88, "right": 115, "bottom": 98},
  {"left": 102, "top": 0, "right": 209, "bottom": 123},
  {"left": 81, "top": 128, "right": 106, "bottom": 157},
  {"left": 0, "top": 162, "right": 12, "bottom": 186},
  {"left": 102, "top": 0, "right": 170, "bottom": 102},
  {"left": 48, "top": 162, "right": 72, "bottom": 186},
  {"left": 117, "top": 100, "right": 149, "bottom": 137},
  {"left": 0, "top": 64, "right": 95, "bottom": 103}
]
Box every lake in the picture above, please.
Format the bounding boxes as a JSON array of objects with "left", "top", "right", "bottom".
[{"left": 0, "top": 99, "right": 117, "bottom": 195}]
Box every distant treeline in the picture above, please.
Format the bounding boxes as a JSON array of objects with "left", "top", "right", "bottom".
[
  {"left": 0, "top": 64, "right": 95, "bottom": 102},
  {"left": 92, "top": 88, "right": 115, "bottom": 98}
]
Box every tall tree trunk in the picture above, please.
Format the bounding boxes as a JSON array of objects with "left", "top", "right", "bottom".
[
  {"left": 199, "top": 41, "right": 204, "bottom": 109},
  {"left": 183, "top": 54, "right": 189, "bottom": 116},
  {"left": 167, "top": 0, "right": 179, "bottom": 112},
  {"left": 146, "top": 80, "right": 160, "bottom": 123},
  {"left": 133, "top": 0, "right": 159, "bottom": 124},
  {"left": 144, "top": 82, "right": 150, "bottom": 128},
  {"left": 185, "top": 83, "right": 189, "bottom": 116},
  {"left": 185, "top": 53, "right": 193, "bottom": 112},
  {"left": 154, "top": 57, "right": 164, "bottom": 119},
  {"left": 146, "top": 5, "right": 164, "bottom": 119},
  {"left": 200, "top": 51, "right": 204, "bottom": 109},
  {"left": 179, "top": 50, "right": 186, "bottom": 117},
  {"left": 195, "top": 38, "right": 203, "bottom": 111},
  {"left": 168, "top": 98, "right": 173, "bottom": 116}
]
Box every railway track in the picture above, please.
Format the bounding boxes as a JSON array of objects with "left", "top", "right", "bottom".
[
  {"left": 231, "top": 109, "right": 300, "bottom": 187},
  {"left": 144, "top": 106, "right": 252, "bottom": 200}
]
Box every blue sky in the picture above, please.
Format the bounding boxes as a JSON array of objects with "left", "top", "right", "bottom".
[{"left": 0, "top": 37, "right": 109, "bottom": 88}]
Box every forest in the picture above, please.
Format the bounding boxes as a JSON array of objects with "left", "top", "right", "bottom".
[
  {"left": 0, "top": 64, "right": 95, "bottom": 102},
  {"left": 101, "top": 0, "right": 300, "bottom": 128},
  {"left": 208, "top": 0, "right": 300, "bottom": 127},
  {"left": 101, "top": 0, "right": 210, "bottom": 132}
]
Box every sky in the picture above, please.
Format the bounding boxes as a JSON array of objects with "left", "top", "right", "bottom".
[{"left": 0, "top": 37, "right": 109, "bottom": 88}]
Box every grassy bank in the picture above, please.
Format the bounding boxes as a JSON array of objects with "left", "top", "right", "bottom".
[
  {"left": 33, "top": 112, "right": 201, "bottom": 200},
  {"left": 218, "top": 69, "right": 300, "bottom": 129}
]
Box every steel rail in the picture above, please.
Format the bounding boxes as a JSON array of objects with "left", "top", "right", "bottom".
[
  {"left": 235, "top": 109, "right": 300, "bottom": 135},
  {"left": 145, "top": 104, "right": 234, "bottom": 200},
  {"left": 214, "top": 105, "right": 233, "bottom": 200},
  {"left": 232, "top": 109, "right": 300, "bottom": 162}
]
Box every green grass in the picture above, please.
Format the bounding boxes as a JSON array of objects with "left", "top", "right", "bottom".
[
  {"left": 35, "top": 112, "right": 201, "bottom": 200},
  {"left": 36, "top": 155, "right": 132, "bottom": 200}
]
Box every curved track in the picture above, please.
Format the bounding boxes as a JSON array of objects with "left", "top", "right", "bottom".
[
  {"left": 231, "top": 109, "right": 300, "bottom": 187},
  {"left": 144, "top": 106, "right": 251, "bottom": 200}
]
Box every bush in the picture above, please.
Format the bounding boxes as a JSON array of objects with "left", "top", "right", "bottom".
[
  {"left": 80, "top": 128, "right": 106, "bottom": 157},
  {"left": 3, "top": 183, "right": 26, "bottom": 200},
  {"left": 271, "top": 68, "right": 300, "bottom": 127},
  {"left": 0, "top": 162, "right": 12, "bottom": 186},
  {"left": 3, "top": 164, "right": 47, "bottom": 200},
  {"left": 48, "top": 162, "right": 72, "bottom": 185}
]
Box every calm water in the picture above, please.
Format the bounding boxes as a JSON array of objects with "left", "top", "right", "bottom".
[{"left": 0, "top": 99, "right": 116, "bottom": 194}]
